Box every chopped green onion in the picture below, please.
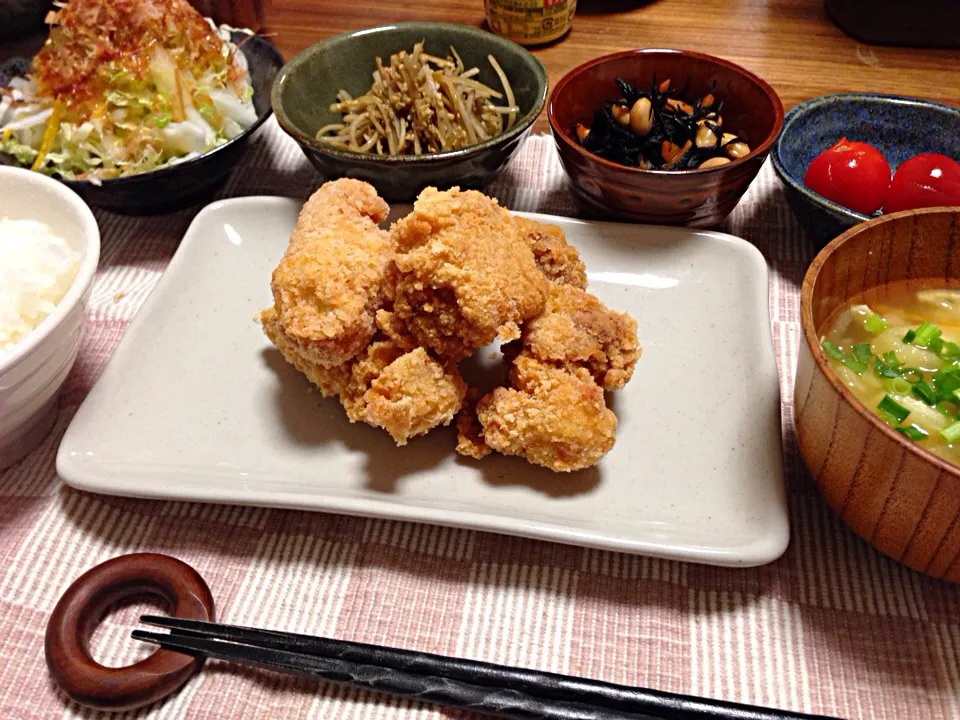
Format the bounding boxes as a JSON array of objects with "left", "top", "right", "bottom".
[
  {"left": 873, "top": 356, "right": 902, "bottom": 379},
  {"left": 817, "top": 338, "right": 866, "bottom": 372},
  {"left": 883, "top": 351, "right": 902, "bottom": 368},
  {"left": 939, "top": 421, "right": 960, "bottom": 443},
  {"left": 896, "top": 424, "right": 929, "bottom": 441},
  {"left": 878, "top": 395, "right": 910, "bottom": 424},
  {"left": 940, "top": 341, "right": 960, "bottom": 361},
  {"left": 852, "top": 343, "right": 872, "bottom": 364},
  {"left": 154, "top": 113, "right": 171, "bottom": 129},
  {"left": 912, "top": 381, "right": 938, "bottom": 406},
  {"left": 863, "top": 313, "right": 887, "bottom": 334},
  {"left": 934, "top": 369, "right": 960, "bottom": 399},
  {"left": 903, "top": 329, "right": 917, "bottom": 343},
  {"left": 110, "top": 70, "right": 127, "bottom": 83},
  {"left": 928, "top": 336, "right": 945, "bottom": 355},
  {"left": 900, "top": 368, "right": 924, "bottom": 383},
  {"left": 821, "top": 339, "right": 843, "bottom": 360},
  {"left": 954, "top": 388, "right": 960, "bottom": 403},
  {"left": 841, "top": 355, "right": 867, "bottom": 373},
  {"left": 887, "top": 376, "right": 912, "bottom": 396},
  {"left": 912, "top": 321, "right": 942, "bottom": 347}
]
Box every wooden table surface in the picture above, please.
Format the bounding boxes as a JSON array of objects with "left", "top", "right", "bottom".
[
  {"left": 264, "top": 0, "right": 960, "bottom": 134},
  {"left": 4, "top": 0, "right": 957, "bottom": 134}
]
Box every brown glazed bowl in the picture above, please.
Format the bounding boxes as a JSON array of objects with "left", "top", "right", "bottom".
[
  {"left": 795, "top": 207, "right": 960, "bottom": 583},
  {"left": 547, "top": 49, "right": 783, "bottom": 227}
]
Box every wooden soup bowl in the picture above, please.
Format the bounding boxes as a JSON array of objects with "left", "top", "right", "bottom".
[{"left": 796, "top": 207, "right": 960, "bottom": 582}]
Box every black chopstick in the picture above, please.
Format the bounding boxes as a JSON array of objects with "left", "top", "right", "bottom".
[
  {"left": 138, "top": 616, "right": 834, "bottom": 720},
  {"left": 133, "top": 628, "right": 655, "bottom": 720}
]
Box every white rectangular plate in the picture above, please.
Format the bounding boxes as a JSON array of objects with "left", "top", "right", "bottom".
[{"left": 58, "top": 197, "right": 787, "bottom": 567}]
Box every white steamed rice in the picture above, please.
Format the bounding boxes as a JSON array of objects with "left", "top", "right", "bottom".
[{"left": 0, "top": 218, "right": 80, "bottom": 356}]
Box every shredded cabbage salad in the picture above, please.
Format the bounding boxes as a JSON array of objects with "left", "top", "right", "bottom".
[{"left": 0, "top": 0, "right": 256, "bottom": 183}]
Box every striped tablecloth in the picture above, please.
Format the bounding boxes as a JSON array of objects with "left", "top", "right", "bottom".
[{"left": 2, "top": 121, "right": 959, "bottom": 720}]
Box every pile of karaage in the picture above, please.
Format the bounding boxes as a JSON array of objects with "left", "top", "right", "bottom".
[{"left": 257, "top": 179, "right": 641, "bottom": 472}]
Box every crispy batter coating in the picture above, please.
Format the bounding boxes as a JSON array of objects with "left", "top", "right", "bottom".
[
  {"left": 261, "top": 181, "right": 639, "bottom": 466},
  {"left": 260, "top": 308, "right": 464, "bottom": 445},
  {"left": 475, "top": 357, "right": 617, "bottom": 472},
  {"left": 455, "top": 284, "right": 640, "bottom": 471},
  {"left": 375, "top": 308, "right": 418, "bottom": 352},
  {"left": 269, "top": 179, "right": 392, "bottom": 367},
  {"left": 455, "top": 388, "right": 491, "bottom": 460},
  {"left": 339, "top": 340, "right": 405, "bottom": 421},
  {"left": 362, "top": 348, "right": 467, "bottom": 445},
  {"left": 522, "top": 283, "right": 641, "bottom": 391},
  {"left": 391, "top": 187, "right": 548, "bottom": 360},
  {"left": 258, "top": 306, "right": 350, "bottom": 397},
  {"left": 514, "top": 217, "right": 587, "bottom": 289}
]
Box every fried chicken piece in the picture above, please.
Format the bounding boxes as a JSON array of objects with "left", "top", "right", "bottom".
[
  {"left": 263, "top": 182, "right": 637, "bottom": 463},
  {"left": 391, "top": 187, "right": 548, "bottom": 359},
  {"left": 338, "top": 339, "right": 406, "bottom": 421},
  {"left": 522, "top": 283, "right": 641, "bottom": 391},
  {"left": 258, "top": 306, "right": 350, "bottom": 397},
  {"left": 474, "top": 357, "right": 616, "bottom": 472},
  {"left": 456, "top": 284, "right": 640, "bottom": 470},
  {"left": 375, "top": 308, "right": 418, "bottom": 352},
  {"left": 340, "top": 342, "right": 465, "bottom": 444},
  {"left": 514, "top": 216, "right": 587, "bottom": 289},
  {"left": 260, "top": 309, "right": 464, "bottom": 445},
  {"left": 455, "top": 388, "right": 491, "bottom": 460},
  {"left": 269, "top": 179, "right": 392, "bottom": 367},
  {"left": 340, "top": 340, "right": 466, "bottom": 444},
  {"left": 362, "top": 348, "right": 467, "bottom": 445}
]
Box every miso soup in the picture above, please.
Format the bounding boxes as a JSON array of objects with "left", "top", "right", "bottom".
[{"left": 821, "top": 281, "right": 960, "bottom": 467}]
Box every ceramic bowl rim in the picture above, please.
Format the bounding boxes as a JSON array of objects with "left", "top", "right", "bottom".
[
  {"left": 6, "top": 33, "right": 282, "bottom": 192},
  {"left": 270, "top": 22, "right": 548, "bottom": 166},
  {"left": 0, "top": 166, "right": 100, "bottom": 375},
  {"left": 770, "top": 92, "right": 960, "bottom": 224},
  {"left": 546, "top": 47, "right": 784, "bottom": 177},
  {"left": 799, "top": 206, "right": 960, "bottom": 481}
]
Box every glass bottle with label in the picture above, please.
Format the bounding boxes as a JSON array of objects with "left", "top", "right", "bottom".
[{"left": 485, "top": 0, "right": 577, "bottom": 46}]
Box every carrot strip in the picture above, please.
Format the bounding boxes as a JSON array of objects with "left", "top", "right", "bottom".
[{"left": 31, "top": 99, "right": 62, "bottom": 170}]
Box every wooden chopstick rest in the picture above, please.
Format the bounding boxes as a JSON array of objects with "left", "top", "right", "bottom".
[{"left": 45, "top": 553, "right": 215, "bottom": 711}]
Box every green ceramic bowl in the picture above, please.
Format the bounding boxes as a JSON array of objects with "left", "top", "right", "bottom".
[{"left": 271, "top": 23, "right": 547, "bottom": 202}]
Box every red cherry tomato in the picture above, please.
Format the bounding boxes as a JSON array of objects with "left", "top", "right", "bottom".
[
  {"left": 803, "top": 138, "right": 891, "bottom": 215},
  {"left": 883, "top": 153, "right": 960, "bottom": 214}
]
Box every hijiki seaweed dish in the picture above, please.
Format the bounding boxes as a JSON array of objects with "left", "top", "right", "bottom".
[{"left": 575, "top": 76, "right": 752, "bottom": 170}]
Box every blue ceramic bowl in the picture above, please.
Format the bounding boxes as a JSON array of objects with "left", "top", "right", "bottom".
[{"left": 771, "top": 93, "right": 960, "bottom": 246}]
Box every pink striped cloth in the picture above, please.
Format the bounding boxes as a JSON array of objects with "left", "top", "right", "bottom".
[{"left": 2, "top": 120, "right": 959, "bottom": 720}]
